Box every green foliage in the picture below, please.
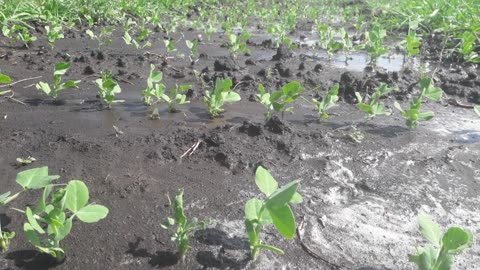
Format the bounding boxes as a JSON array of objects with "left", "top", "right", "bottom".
[
  {"left": 356, "top": 25, "right": 388, "bottom": 62},
  {"left": 86, "top": 26, "right": 114, "bottom": 47},
  {"left": 405, "top": 31, "right": 421, "bottom": 56},
  {"left": 0, "top": 224, "right": 15, "bottom": 253},
  {"left": 123, "top": 19, "right": 152, "bottom": 49},
  {"left": 35, "top": 62, "right": 80, "bottom": 100},
  {"left": 185, "top": 39, "right": 198, "bottom": 59},
  {"left": 457, "top": 31, "right": 480, "bottom": 63},
  {"left": 394, "top": 78, "right": 443, "bottom": 129},
  {"left": 226, "top": 30, "right": 251, "bottom": 55},
  {"left": 161, "top": 84, "right": 191, "bottom": 113},
  {"left": 141, "top": 64, "right": 166, "bottom": 106},
  {"left": 311, "top": 84, "right": 339, "bottom": 120},
  {"left": 1, "top": 167, "right": 108, "bottom": 260},
  {"left": 245, "top": 166, "right": 302, "bottom": 260},
  {"left": 257, "top": 82, "right": 304, "bottom": 120},
  {"left": 355, "top": 83, "right": 394, "bottom": 120},
  {"left": 161, "top": 189, "right": 210, "bottom": 259},
  {"left": 96, "top": 71, "right": 123, "bottom": 109},
  {"left": 164, "top": 38, "right": 177, "bottom": 53},
  {"left": 203, "top": 78, "right": 241, "bottom": 117},
  {"left": 409, "top": 214, "right": 473, "bottom": 270},
  {"left": 2, "top": 25, "right": 37, "bottom": 47},
  {"left": 45, "top": 25, "right": 64, "bottom": 48},
  {"left": 0, "top": 74, "right": 12, "bottom": 96}
]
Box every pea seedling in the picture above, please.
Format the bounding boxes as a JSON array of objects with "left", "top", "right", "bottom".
[
  {"left": 307, "top": 83, "right": 339, "bottom": 120},
  {"left": 36, "top": 62, "right": 81, "bottom": 100},
  {"left": 1, "top": 166, "right": 108, "bottom": 259},
  {"left": 161, "top": 84, "right": 191, "bottom": 113},
  {"left": 86, "top": 26, "right": 114, "bottom": 47},
  {"left": 394, "top": 78, "right": 443, "bottom": 129},
  {"left": 45, "top": 25, "right": 64, "bottom": 48},
  {"left": 409, "top": 214, "right": 473, "bottom": 270},
  {"left": 141, "top": 64, "right": 166, "bottom": 106},
  {"left": 258, "top": 81, "right": 304, "bottom": 120},
  {"left": 226, "top": 30, "right": 251, "bottom": 56},
  {"left": 355, "top": 83, "right": 394, "bottom": 120},
  {"left": 96, "top": 71, "right": 123, "bottom": 109},
  {"left": 245, "top": 166, "right": 302, "bottom": 260},
  {"left": 161, "top": 189, "right": 211, "bottom": 260},
  {"left": 203, "top": 78, "right": 241, "bottom": 117},
  {"left": 185, "top": 39, "right": 198, "bottom": 62}
]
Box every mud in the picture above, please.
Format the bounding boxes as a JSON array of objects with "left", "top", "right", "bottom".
[{"left": 0, "top": 25, "right": 479, "bottom": 270}]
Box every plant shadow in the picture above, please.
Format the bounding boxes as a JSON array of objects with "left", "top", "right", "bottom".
[
  {"left": 6, "top": 250, "right": 61, "bottom": 270},
  {"left": 126, "top": 237, "right": 178, "bottom": 268},
  {"left": 194, "top": 228, "right": 250, "bottom": 270}
]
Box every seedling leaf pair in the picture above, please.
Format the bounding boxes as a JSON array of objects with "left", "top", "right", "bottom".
[
  {"left": 35, "top": 62, "right": 81, "bottom": 100},
  {"left": 355, "top": 83, "right": 394, "bottom": 120},
  {"left": 257, "top": 82, "right": 304, "bottom": 120},
  {"left": 203, "top": 78, "right": 241, "bottom": 117},
  {"left": 409, "top": 214, "right": 473, "bottom": 270},
  {"left": 310, "top": 84, "right": 339, "bottom": 120},
  {"left": 96, "top": 72, "right": 123, "bottom": 109},
  {"left": 245, "top": 166, "right": 302, "bottom": 260},
  {"left": 394, "top": 78, "right": 443, "bottom": 128}
]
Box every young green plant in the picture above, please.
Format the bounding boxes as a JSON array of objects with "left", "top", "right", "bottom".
[
  {"left": 394, "top": 78, "right": 443, "bottom": 128},
  {"left": 257, "top": 81, "right": 304, "bottom": 120},
  {"left": 0, "top": 73, "right": 12, "bottom": 96},
  {"left": 1, "top": 167, "right": 108, "bottom": 260},
  {"left": 36, "top": 62, "right": 80, "bottom": 100},
  {"left": 96, "top": 71, "right": 123, "bottom": 109},
  {"left": 161, "top": 84, "right": 191, "bottom": 113},
  {"left": 141, "top": 64, "right": 166, "bottom": 106},
  {"left": 161, "top": 189, "right": 210, "bottom": 260},
  {"left": 355, "top": 83, "right": 394, "bottom": 120},
  {"left": 203, "top": 78, "right": 241, "bottom": 117},
  {"left": 409, "top": 214, "right": 473, "bottom": 270},
  {"left": 0, "top": 223, "right": 14, "bottom": 253},
  {"left": 309, "top": 83, "right": 339, "bottom": 120},
  {"left": 226, "top": 30, "right": 251, "bottom": 56},
  {"left": 245, "top": 166, "right": 302, "bottom": 260}
]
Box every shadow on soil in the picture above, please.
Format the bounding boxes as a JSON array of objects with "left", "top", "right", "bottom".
[
  {"left": 194, "top": 228, "right": 250, "bottom": 270},
  {"left": 126, "top": 237, "right": 178, "bottom": 268},
  {"left": 6, "top": 250, "right": 62, "bottom": 270}
]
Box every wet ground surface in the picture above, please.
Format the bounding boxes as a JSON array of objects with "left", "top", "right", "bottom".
[{"left": 0, "top": 27, "right": 479, "bottom": 270}]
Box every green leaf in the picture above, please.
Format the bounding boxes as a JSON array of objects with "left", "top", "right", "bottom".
[
  {"left": 65, "top": 180, "right": 89, "bottom": 213},
  {"left": 0, "top": 192, "right": 11, "bottom": 206},
  {"left": 290, "top": 192, "right": 303, "bottom": 204},
  {"left": 26, "top": 207, "right": 45, "bottom": 234},
  {"left": 255, "top": 166, "right": 279, "bottom": 196},
  {"left": 0, "top": 90, "right": 11, "bottom": 95},
  {"left": 36, "top": 82, "right": 51, "bottom": 95},
  {"left": 418, "top": 215, "right": 442, "bottom": 246},
  {"left": 442, "top": 227, "right": 473, "bottom": 254},
  {"left": 245, "top": 198, "right": 261, "bottom": 221},
  {"left": 267, "top": 204, "right": 296, "bottom": 239},
  {"left": 76, "top": 204, "right": 109, "bottom": 223},
  {"left": 54, "top": 62, "right": 70, "bottom": 75},
  {"left": 23, "top": 223, "right": 41, "bottom": 247},
  {"left": 0, "top": 74, "right": 12, "bottom": 84},
  {"left": 34, "top": 186, "right": 53, "bottom": 214},
  {"left": 55, "top": 217, "right": 72, "bottom": 241},
  {"left": 16, "top": 167, "right": 49, "bottom": 190},
  {"left": 266, "top": 181, "right": 299, "bottom": 208},
  {"left": 255, "top": 244, "right": 284, "bottom": 254},
  {"left": 28, "top": 175, "right": 60, "bottom": 189},
  {"left": 409, "top": 245, "right": 437, "bottom": 270},
  {"left": 424, "top": 87, "right": 443, "bottom": 101},
  {"left": 224, "top": 92, "right": 241, "bottom": 103}
]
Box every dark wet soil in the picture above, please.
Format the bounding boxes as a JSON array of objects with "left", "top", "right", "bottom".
[{"left": 0, "top": 26, "right": 479, "bottom": 270}]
